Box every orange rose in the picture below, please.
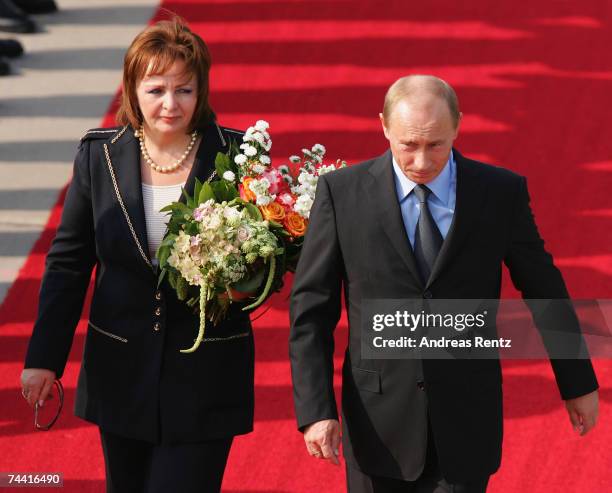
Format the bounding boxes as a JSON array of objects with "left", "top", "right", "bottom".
[
  {"left": 284, "top": 211, "right": 308, "bottom": 237},
  {"left": 259, "top": 201, "right": 286, "bottom": 222},
  {"left": 240, "top": 177, "right": 257, "bottom": 202}
]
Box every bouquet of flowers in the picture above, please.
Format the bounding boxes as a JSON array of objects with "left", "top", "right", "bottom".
[{"left": 157, "top": 120, "right": 346, "bottom": 352}]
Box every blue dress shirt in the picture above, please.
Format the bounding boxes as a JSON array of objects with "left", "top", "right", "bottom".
[{"left": 392, "top": 152, "right": 457, "bottom": 249}]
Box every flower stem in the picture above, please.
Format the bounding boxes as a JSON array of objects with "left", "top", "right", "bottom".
[
  {"left": 242, "top": 256, "right": 276, "bottom": 311},
  {"left": 180, "top": 283, "right": 208, "bottom": 353}
]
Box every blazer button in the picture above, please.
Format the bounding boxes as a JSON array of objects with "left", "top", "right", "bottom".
[
  {"left": 153, "top": 322, "right": 161, "bottom": 332},
  {"left": 154, "top": 307, "right": 162, "bottom": 316},
  {"left": 155, "top": 291, "right": 162, "bottom": 301},
  {"left": 423, "top": 291, "right": 433, "bottom": 299},
  {"left": 417, "top": 381, "right": 425, "bottom": 391}
]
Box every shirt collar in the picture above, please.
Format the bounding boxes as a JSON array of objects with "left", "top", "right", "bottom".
[{"left": 392, "top": 151, "right": 454, "bottom": 206}]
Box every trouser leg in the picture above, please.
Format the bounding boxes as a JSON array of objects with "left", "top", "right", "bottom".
[
  {"left": 99, "top": 428, "right": 153, "bottom": 493},
  {"left": 148, "top": 437, "right": 233, "bottom": 493}
]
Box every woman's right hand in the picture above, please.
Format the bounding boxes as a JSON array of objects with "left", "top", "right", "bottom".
[{"left": 20, "top": 368, "right": 56, "bottom": 408}]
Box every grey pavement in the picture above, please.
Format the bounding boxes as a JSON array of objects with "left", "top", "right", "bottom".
[{"left": 0, "top": 0, "right": 159, "bottom": 304}]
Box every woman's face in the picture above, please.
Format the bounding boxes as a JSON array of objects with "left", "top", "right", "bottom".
[{"left": 136, "top": 59, "right": 198, "bottom": 136}]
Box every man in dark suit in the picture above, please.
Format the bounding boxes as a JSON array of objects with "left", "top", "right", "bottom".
[{"left": 289, "top": 75, "right": 599, "bottom": 492}]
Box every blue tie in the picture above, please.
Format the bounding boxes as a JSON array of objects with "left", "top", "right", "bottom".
[{"left": 413, "top": 185, "right": 443, "bottom": 284}]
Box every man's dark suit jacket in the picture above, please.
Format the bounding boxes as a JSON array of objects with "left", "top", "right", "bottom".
[
  {"left": 24, "top": 122, "right": 254, "bottom": 444},
  {"left": 289, "top": 149, "right": 598, "bottom": 482}
]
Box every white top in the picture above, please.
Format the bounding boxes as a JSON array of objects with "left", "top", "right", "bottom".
[{"left": 141, "top": 182, "right": 185, "bottom": 262}]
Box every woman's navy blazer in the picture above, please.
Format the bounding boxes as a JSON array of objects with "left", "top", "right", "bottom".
[{"left": 25, "top": 122, "right": 255, "bottom": 444}]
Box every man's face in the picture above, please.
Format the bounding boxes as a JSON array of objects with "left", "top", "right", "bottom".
[{"left": 380, "top": 97, "right": 460, "bottom": 184}]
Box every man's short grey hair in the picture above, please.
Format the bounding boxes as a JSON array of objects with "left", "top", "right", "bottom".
[{"left": 382, "top": 75, "right": 461, "bottom": 128}]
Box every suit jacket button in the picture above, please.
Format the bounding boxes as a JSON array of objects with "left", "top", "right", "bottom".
[
  {"left": 417, "top": 381, "right": 425, "bottom": 391},
  {"left": 154, "top": 307, "right": 162, "bottom": 316},
  {"left": 155, "top": 291, "right": 162, "bottom": 301},
  {"left": 153, "top": 322, "right": 161, "bottom": 332},
  {"left": 423, "top": 291, "right": 433, "bottom": 299}
]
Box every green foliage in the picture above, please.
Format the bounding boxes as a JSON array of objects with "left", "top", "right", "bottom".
[
  {"left": 198, "top": 182, "right": 215, "bottom": 205},
  {"left": 157, "top": 246, "right": 171, "bottom": 269},
  {"left": 211, "top": 180, "right": 239, "bottom": 202},
  {"left": 168, "top": 270, "right": 178, "bottom": 290},
  {"left": 244, "top": 202, "right": 262, "bottom": 221},
  {"left": 176, "top": 275, "right": 188, "bottom": 300},
  {"left": 215, "top": 151, "right": 232, "bottom": 177}
]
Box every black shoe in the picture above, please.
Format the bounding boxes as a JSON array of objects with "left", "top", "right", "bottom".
[
  {"left": 0, "top": 56, "right": 10, "bottom": 75},
  {"left": 0, "top": 0, "right": 36, "bottom": 33},
  {"left": 0, "top": 38, "right": 23, "bottom": 57},
  {"left": 11, "top": 0, "right": 57, "bottom": 15}
]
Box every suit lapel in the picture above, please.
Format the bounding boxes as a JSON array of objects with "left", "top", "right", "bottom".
[
  {"left": 425, "top": 150, "right": 487, "bottom": 289},
  {"left": 366, "top": 150, "right": 423, "bottom": 288},
  {"left": 106, "top": 128, "right": 152, "bottom": 271}
]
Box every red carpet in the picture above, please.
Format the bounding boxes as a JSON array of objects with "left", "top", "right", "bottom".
[{"left": 1, "top": 1, "right": 611, "bottom": 491}]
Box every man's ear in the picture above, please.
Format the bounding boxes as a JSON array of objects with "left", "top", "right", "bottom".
[{"left": 379, "top": 113, "right": 390, "bottom": 140}]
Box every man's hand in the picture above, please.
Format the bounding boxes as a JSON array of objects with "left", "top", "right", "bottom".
[
  {"left": 565, "top": 389, "right": 599, "bottom": 436},
  {"left": 20, "top": 368, "right": 56, "bottom": 408},
  {"left": 303, "top": 419, "right": 341, "bottom": 465}
]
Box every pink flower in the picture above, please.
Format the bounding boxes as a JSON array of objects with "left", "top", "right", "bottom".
[
  {"left": 278, "top": 192, "right": 295, "bottom": 206},
  {"left": 262, "top": 169, "right": 282, "bottom": 195}
]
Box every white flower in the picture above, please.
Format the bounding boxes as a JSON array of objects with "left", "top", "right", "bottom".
[
  {"left": 236, "top": 226, "right": 251, "bottom": 243},
  {"left": 277, "top": 165, "right": 289, "bottom": 174},
  {"left": 317, "top": 164, "right": 336, "bottom": 176},
  {"left": 256, "top": 195, "right": 274, "bottom": 206},
  {"left": 312, "top": 143, "right": 326, "bottom": 155},
  {"left": 255, "top": 120, "right": 269, "bottom": 131},
  {"left": 289, "top": 155, "right": 301, "bottom": 164},
  {"left": 279, "top": 193, "right": 295, "bottom": 205},
  {"left": 244, "top": 145, "right": 258, "bottom": 157},
  {"left": 223, "top": 206, "right": 240, "bottom": 222},
  {"left": 259, "top": 155, "right": 271, "bottom": 165},
  {"left": 222, "top": 170, "right": 236, "bottom": 182},
  {"left": 250, "top": 178, "right": 271, "bottom": 194},
  {"left": 294, "top": 194, "right": 314, "bottom": 218},
  {"left": 252, "top": 164, "right": 266, "bottom": 174},
  {"left": 234, "top": 154, "right": 247, "bottom": 165},
  {"left": 252, "top": 132, "right": 266, "bottom": 145}
]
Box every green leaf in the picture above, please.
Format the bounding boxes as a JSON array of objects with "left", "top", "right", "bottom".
[
  {"left": 159, "top": 233, "right": 177, "bottom": 248},
  {"left": 211, "top": 180, "right": 239, "bottom": 202},
  {"left": 244, "top": 202, "right": 262, "bottom": 221},
  {"left": 193, "top": 178, "right": 203, "bottom": 207},
  {"left": 168, "top": 270, "right": 178, "bottom": 290},
  {"left": 184, "top": 222, "right": 199, "bottom": 235},
  {"left": 232, "top": 269, "right": 265, "bottom": 292},
  {"left": 157, "top": 246, "right": 171, "bottom": 268},
  {"left": 182, "top": 188, "right": 196, "bottom": 209},
  {"left": 215, "top": 152, "right": 232, "bottom": 176},
  {"left": 268, "top": 219, "right": 284, "bottom": 229},
  {"left": 157, "top": 268, "right": 167, "bottom": 288},
  {"left": 160, "top": 202, "right": 177, "bottom": 213},
  {"left": 198, "top": 182, "right": 215, "bottom": 205},
  {"left": 176, "top": 275, "right": 188, "bottom": 300}
]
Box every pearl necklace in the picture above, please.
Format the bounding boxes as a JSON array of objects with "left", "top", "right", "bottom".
[{"left": 136, "top": 126, "right": 198, "bottom": 173}]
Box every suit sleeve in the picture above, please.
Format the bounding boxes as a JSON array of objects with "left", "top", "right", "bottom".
[
  {"left": 504, "top": 177, "right": 598, "bottom": 400},
  {"left": 289, "top": 175, "right": 343, "bottom": 430},
  {"left": 24, "top": 140, "right": 97, "bottom": 378}
]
